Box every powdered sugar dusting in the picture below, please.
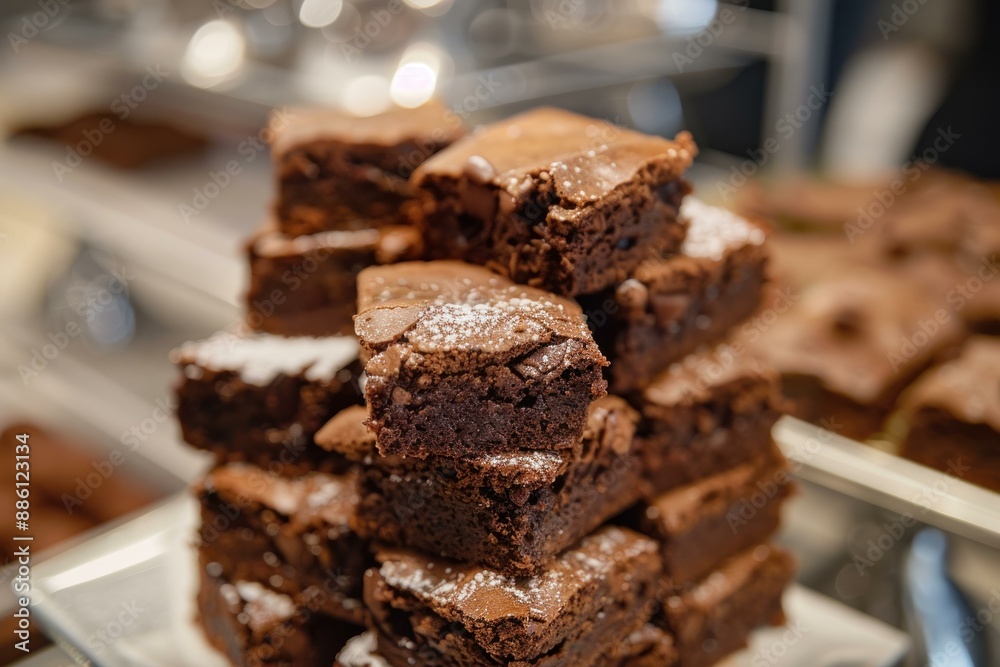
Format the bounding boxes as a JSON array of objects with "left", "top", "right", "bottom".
[
  {"left": 378, "top": 527, "right": 653, "bottom": 624},
  {"left": 234, "top": 581, "right": 296, "bottom": 628},
  {"left": 474, "top": 449, "right": 563, "bottom": 476},
  {"left": 337, "top": 632, "right": 390, "bottom": 667},
  {"left": 173, "top": 332, "right": 357, "bottom": 386},
  {"left": 681, "top": 197, "right": 764, "bottom": 261}
]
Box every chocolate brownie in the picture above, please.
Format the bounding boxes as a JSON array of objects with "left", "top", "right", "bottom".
[
  {"left": 197, "top": 463, "right": 368, "bottom": 623},
  {"left": 411, "top": 107, "right": 695, "bottom": 296},
  {"left": 873, "top": 182, "right": 1000, "bottom": 333},
  {"left": 655, "top": 544, "right": 793, "bottom": 667},
  {"left": 606, "top": 625, "right": 678, "bottom": 667},
  {"left": 14, "top": 112, "right": 208, "bottom": 169},
  {"left": 629, "top": 445, "right": 791, "bottom": 585},
  {"left": 748, "top": 269, "right": 966, "bottom": 440},
  {"left": 583, "top": 197, "right": 768, "bottom": 393},
  {"left": 899, "top": 336, "right": 1000, "bottom": 491},
  {"left": 346, "top": 623, "right": 677, "bottom": 667},
  {"left": 316, "top": 397, "right": 642, "bottom": 575},
  {"left": 355, "top": 261, "right": 608, "bottom": 458},
  {"left": 197, "top": 569, "right": 355, "bottom": 667},
  {"left": 637, "top": 341, "right": 784, "bottom": 494},
  {"left": 364, "top": 526, "right": 661, "bottom": 667},
  {"left": 272, "top": 102, "right": 467, "bottom": 236},
  {"left": 246, "top": 224, "right": 423, "bottom": 337},
  {"left": 172, "top": 332, "right": 362, "bottom": 472}
]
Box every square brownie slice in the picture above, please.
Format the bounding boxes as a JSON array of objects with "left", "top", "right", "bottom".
[
  {"left": 316, "top": 397, "right": 642, "bottom": 575},
  {"left": 627, "top": 445, "right": 792, "bottom": 585},
  {"left": 272, "top": 102, "right": 467, "bottom": 236},
  {"left": 412, "top": 107, "right": 695, "bottom": 296},
  {"left": 637, "top": 340, "right": 784, "bottom": 494},
  {"left": 899, "top": 336, "right": 1000, "bottom": 491},
  {"left": 246, "top": 224, "right": 422, "bottom": 337},
  {"left": 364, "top": 526, "right": 660, "bottom": 667},
  {"left": 197, "top": 463, "right": 369, "bottom": 623},
  {"left": 583, "top": 197, "right": 768, "bottom": 393},
  {"left": 654, "top": 544, "right": 793, "bottom": 667},
  {"left": 355, "top": 261, "right": 608, "bottom": 458},
  {"left": 172, "top": 332, "right": 362, "bottom": 472},
  {"left": 747, "top": 268, "right": 966, "bottom": 440},
  {"left": 197, "top": 568, "right": 356, "bottom": 667}
]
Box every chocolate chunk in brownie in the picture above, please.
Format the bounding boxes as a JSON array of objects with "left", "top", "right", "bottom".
[
  {"left": 271, "top": 102, "right": 467, "bottom": 236},
  {"left": 637, "top": 341, "right": 784, "bottom": 494},
  {"left": 627, "top": 445, "right": 792, "bottom": 585},
  {"left": 411, "top": 107, "right": 695, "bottom": 296},
  {"left": 899, "top": 336, "right": 1000, "bottom": 491},
  {"left": 747, "top": 268, "right": 966, "bottom": 440},
  {"left": 365, "top": 526, "right": 661, "bottom": 667},
  {"left": 247, "top": 224, "right": 423, "bottom": 337},
  {"left": 197, "top": 569, "right": 356, "bottom": 667},
  {"left": 654, "top": 544, "right": 794, "bottom": 667},
  {"left": 582, "top": 197, "right": 768, "bottom": 393},
  {"left": 355, "top": 260, "right": 608, "bottom": 458},
  {"left": 316, "top": 397, "right": 642, "bottom": 575},
  {"left": 198, "top": 464, "right": 369, "bottom": 623},
  {"left": 172, "top": 332, "right": 362, "bottom": 472}
]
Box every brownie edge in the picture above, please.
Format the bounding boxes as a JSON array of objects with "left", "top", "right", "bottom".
[{"left": 355, "top": 260, "right": 608, "bottom": 458}]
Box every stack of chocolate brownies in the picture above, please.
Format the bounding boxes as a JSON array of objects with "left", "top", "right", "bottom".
[{"left": 173, "top": 104, "right": 795, "bottom": 667}]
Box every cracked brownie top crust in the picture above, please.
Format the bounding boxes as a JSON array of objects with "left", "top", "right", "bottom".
[{"left": 411, "top": 107, "right": 695, "bottom": 295}]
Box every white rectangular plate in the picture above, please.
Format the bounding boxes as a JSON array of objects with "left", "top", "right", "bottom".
[{"left": 27, "top": 494, "right": 909, "bottom": 667}]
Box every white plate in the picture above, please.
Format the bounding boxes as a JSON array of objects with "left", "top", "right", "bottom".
[{"left": 28, "top": 494, "right": 909, "bottom": 667}]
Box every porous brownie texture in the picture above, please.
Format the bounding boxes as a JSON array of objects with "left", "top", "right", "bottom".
[
  {"left": 197, "top": 464, "right": 369, "bottom": 623},
  {"left": 355, "top": 261, "right": 607, "bottom": 458},
  {"left": 316, "top": 397, "right": 642, "bottom": 575},
  {"left": 365, "top": 526, "right": 661, "bottom": 667},
  {"left": 247, "top": 224, "right": 423, "bottom": 337},
  {"left": 636, "top": 340, "right": 784, "bottom": 494},
  {"left": 654, "top": 544, "right": 793, "bottom": 667},
  {"left": 197, "top": 568, "right": 355, "bottom": 667},
  {"left": 272, "top": 102, "right": 467, "bottom": 236},
  {"left": 412, "top": 107, "right": 695, "bottom": 296},
  {"left": 582, "top": 197, "right": 768, "bottom": 394},
  {"left": 172, "top": 333, "right": 362, "bottom": 472}
]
